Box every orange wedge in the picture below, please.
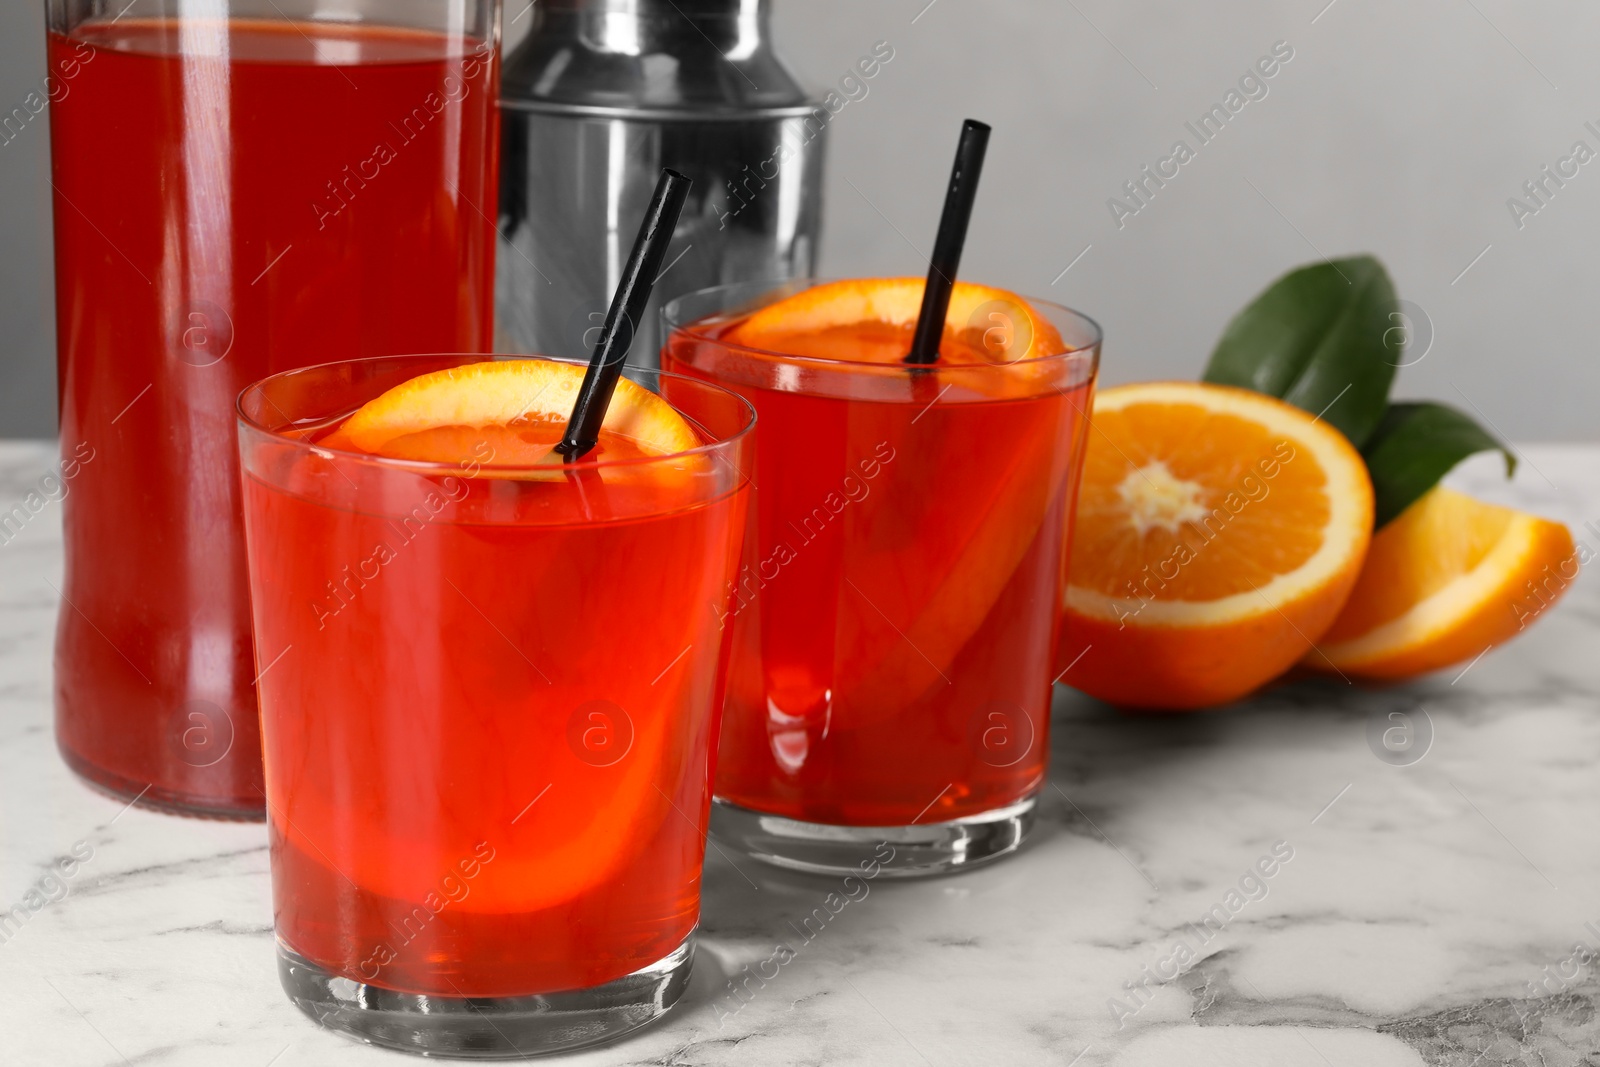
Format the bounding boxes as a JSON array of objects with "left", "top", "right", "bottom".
[
  {"left": 322, "top": 358, "right": 698, "bottom": 466},
  {"left": 1311, "top": 486, "right": 1578, "bottom": 679},
  {"left": 1057, "top": 381, "right": 1373, "bottom": 709},
  {"left": 728, "top": 277, "right": 1066, "bottom": 366}
]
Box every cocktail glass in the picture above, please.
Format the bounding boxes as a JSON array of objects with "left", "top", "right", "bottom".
[
  {"left": 237, "top": 354, "right": 753, "bottom": 1055},
  {"left": 663, "top": 280, "right": 1099, "bottom": 876}
]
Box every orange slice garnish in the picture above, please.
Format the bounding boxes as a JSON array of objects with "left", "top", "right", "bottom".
[
  {"left": 1312, "top": 486, "right": 1577, "bottom": 678},
  {"left": 1057, "top": 381, "right": 1374, "bottom": 709},
  {"left": 727, "top": 277, "right": 1066, "bottom": 367},
  {"left": 321, "top": 359, "right": 698, "bottom": 467}
]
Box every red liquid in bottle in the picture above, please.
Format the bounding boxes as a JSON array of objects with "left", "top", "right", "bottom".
[{"left": 48, "top": 20, "right": 498, "bottom": 816}]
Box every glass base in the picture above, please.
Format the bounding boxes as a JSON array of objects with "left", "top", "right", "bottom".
[
  {"left": 278, "top": 934, "right": 694, "bottom": 1059},
  {"left": 58, "top": 744, "right": 265, "bottom": 822},
  {"left": 710, "top": 792, "right": 1037, "bottom": 878}
]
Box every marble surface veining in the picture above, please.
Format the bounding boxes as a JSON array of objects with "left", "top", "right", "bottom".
[{"left": 1, "top": 441, "right": 1598, "bottom": 1067}]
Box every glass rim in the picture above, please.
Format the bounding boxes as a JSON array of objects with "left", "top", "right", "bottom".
[
  {"left": 660, "top": 277, "right": 1104, "bottom": 375},
  {"left": 235, "top": 353, "right": 758, "bottom": 477}
]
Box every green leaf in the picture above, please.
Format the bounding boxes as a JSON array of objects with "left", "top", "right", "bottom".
[
  {"left": 1203, "top": 255, "right": 1399, "bottom": 447},
  {"left": 1362, "top": 401, "right": 1516, "bottom": 527}
]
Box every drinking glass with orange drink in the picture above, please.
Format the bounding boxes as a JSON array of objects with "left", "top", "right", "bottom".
[
  {"left": 661, "top": 121, "right": 1099, "bottom": 875},
  {"left": 238, "top": 175, "right": 752, "bottom": 1055},
  {"left": 238, "top": 355, "right": 751, "bottom": 1053},
  {"left": 663, "top": 279, "right": 1097, "bottom": 874}
]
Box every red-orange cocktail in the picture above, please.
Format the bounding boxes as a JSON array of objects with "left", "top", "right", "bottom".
[
  {"left": 239, "top": 355, "right": 752, "bottom": 1055},
  {"left": 664, "top": 279, "right": 1099, "bottom": 875}
]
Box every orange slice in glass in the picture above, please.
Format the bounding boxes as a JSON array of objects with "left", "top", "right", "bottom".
[
  {"left": 728, "top": 277, "right": 1066, "bottom": 368},
  {"left": 321, "top": 358, "right": 698, "bottom": 467},
  {"left": 279, "top": 359, "right": 708, "bottom": 915},
  {"left": 714, "top": 278, "right": 1080, "bottom": 716}
]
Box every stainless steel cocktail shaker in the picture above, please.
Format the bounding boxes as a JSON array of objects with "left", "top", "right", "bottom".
[{"left": 496, "top": 0, "right": 825, "bottom": 367}]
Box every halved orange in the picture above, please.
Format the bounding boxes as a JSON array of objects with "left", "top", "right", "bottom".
[
  {"left": 1311, "top": 486, "right": 1577, "bottom": 679},
  {"left": 322, "top": 358, "right": 698, "bottom": 466},
  {"left": 1057, "top": 381, "right": 1373, "bottom": 709},
  {"left": 728, "top": 277, "right": 1066, "bottom": 367}
]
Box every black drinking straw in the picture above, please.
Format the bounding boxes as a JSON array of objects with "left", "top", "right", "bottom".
[
  {"left": 905, "top": 119, "right": 992, "bottom": 365},
  {"left": 555, "top": 169, "right": 693, "bottom": 460}
]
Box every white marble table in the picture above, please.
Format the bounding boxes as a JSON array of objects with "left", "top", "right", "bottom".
[{"left": 2, "top": 440, "right": 1597, "bottom": 1067}]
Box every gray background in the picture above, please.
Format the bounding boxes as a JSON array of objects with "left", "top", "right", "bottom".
[{"left": 4, "top": 0, "right": 1596, "bottom": 439}]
